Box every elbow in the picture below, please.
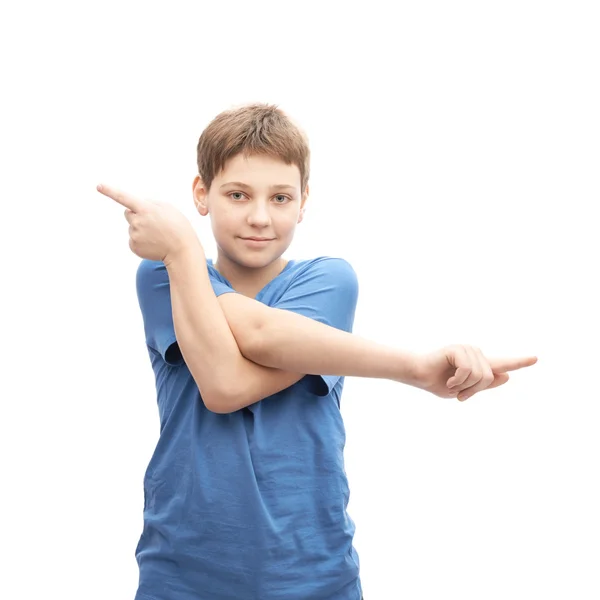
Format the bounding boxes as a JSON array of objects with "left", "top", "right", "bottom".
[
  {"left": 238, "top": 318, "right": 269, "bottom": 364},
  {"left": 220, "top": 296, "right": 269, "bottom": 362},
  {"left": 205, "top": 399, "right": 234, "bottom": 414},
  {"left": 186, "top": 358, "right": 247, "bottom": 414},
  {"left": 202, "top": 385, "right": 243, "bottom": 415}
]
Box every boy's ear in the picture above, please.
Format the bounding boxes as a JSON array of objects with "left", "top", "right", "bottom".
[
  {"left": 193, "top": 175, "right": 209, "bottom": 216},
  {"left": 298, "top": 184, "right": 309, "bottom": 224}
]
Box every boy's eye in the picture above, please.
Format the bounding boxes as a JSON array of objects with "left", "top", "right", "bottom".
[{"left": 229, "top": 192, "right": 290, "bottom": 203}]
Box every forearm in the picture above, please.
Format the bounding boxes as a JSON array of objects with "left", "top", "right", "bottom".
[
  {"left": 165, "top": 242, "right": 250, "bottom": 405},
  {"left": 247, "top": 306, "right": 421, "bottom": 386},
  {"left": 167, "top": 245, "right": 420, "bottom": 401}
]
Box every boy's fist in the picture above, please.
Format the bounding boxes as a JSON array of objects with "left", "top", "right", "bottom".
[
  {"left": 415, "top": 345, "right": 537, "bottom": 402},
  {"left": 97, "top": 183, "right": 200, "bottom": 265}
]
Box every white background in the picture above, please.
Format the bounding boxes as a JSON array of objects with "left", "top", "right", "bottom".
[{"left": 2, "top": 0, "right": 598, "bottom": 598}]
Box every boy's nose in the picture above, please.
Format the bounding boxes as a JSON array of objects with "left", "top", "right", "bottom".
[{"left": 247, "top": 203, "right": 272, "bottom": 226}]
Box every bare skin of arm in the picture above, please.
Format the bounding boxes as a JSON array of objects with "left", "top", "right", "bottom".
[
  {"left": 98, "top": 182, "right": 537, "bottom": 413},
  {"left": 170, "top": 249, "right": 536, "bottom": 411},
  {"left": 166, "top": 246, "right": 421, "bottom": 413}
]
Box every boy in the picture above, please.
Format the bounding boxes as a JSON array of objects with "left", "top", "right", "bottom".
[{"left": 97, "top": 103, "right": 537, "bottom": 600}]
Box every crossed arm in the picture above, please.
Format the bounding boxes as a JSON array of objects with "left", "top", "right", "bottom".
[{"left": 166, "top": 243, "right": 420, "bottom": 413}]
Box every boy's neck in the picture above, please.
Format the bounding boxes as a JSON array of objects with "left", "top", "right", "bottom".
[{"left": 214, "top": 255, "right": 288, "bottom": 299}]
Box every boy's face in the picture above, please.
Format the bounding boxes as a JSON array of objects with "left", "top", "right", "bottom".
[{"left": 193, "top": 153, "right": 308, "bottom": 270}]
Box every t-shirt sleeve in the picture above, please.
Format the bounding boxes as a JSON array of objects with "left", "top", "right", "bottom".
[
  {"left": 271, "top": 257, "right": 359, "bottom": 396},
  {"left": 135, "top": 259, "right": 237, "bottom": 366}
]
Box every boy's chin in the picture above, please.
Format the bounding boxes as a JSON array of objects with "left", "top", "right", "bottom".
[
  {"left": 239, "top": 253, "right": 284, "bottom": 269},
  {"left": 222, "top": 244, "right": 287, "bottom": 269}
]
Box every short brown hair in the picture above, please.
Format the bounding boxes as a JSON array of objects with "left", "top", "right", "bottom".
[{"left": 196, "top": 103, "right": 310, "bottom": 192}]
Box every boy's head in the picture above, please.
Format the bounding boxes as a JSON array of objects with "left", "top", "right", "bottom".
[{"left": 192, "top": 103, "right": 310, "bottom": 271}]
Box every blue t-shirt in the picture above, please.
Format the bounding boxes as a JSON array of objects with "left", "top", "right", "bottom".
[{"left": 134, "top": 256, "right": 362, "bottom": 600}]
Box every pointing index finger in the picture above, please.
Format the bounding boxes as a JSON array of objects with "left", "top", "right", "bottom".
[
  {"left": 490, "top": 356, "right": 538, "bottom": 373},
  {"left": 97, "top": 183, "right": 144, "bottom": 213}
]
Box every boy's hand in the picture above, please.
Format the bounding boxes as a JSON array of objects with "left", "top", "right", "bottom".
[
  {"left": 96, "top": 183, "right": 201, "bottom": 265},
  {"left": 414, "top": 345, "right": 538, "bottom": 402}
]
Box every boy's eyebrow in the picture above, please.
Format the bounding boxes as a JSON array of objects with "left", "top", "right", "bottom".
[{"left": 219, "top": 181, "right": 297, "bottom": 192}]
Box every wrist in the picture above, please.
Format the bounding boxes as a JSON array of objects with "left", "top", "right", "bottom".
[
  {"left": 390, "top": 349, "right": 423, "bottom": 387},
  {"left": 164, "top": 237, "right": 205, "bottom": 269}
]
